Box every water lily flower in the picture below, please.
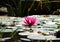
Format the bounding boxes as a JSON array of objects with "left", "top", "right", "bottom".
[{"left": 24, "top": 16, "right": 37, "bottom": 27}]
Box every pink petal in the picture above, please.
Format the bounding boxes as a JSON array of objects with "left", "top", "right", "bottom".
[{"left": 24, "top": 16, "right": 37, "bottom": 26}]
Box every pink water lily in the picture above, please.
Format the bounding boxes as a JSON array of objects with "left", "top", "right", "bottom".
[{"left": 24, "top": 16, "right": 37, "bottom": 27}]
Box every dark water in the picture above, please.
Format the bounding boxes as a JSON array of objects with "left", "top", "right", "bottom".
[{"left": 0, "top": 1, "right": 60, "bottom": 17}]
